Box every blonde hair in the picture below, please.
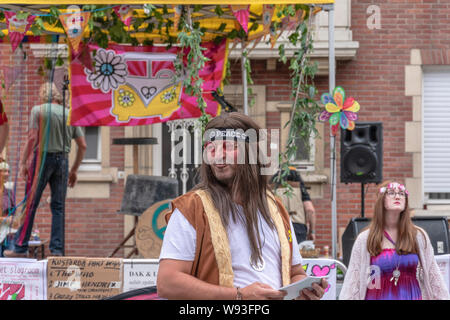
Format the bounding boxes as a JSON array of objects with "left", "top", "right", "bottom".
[{"left": 39, "top": 82, "right": 63, "bottom": 104}]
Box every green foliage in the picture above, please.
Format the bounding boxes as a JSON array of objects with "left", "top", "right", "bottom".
[
  {"left": 242, "top": 49, "right": 255, "bottom": 107},
  {"left": 275, "top": 7, "right": 321, "bottom": 195},
  {"left": 214, "top": 5, "right": 224, "bottom": 17},
  {"left": 175, "top": 6, "right": 211, "bottom": 133},
  {"left": 8, "top": 4, "right": 320, "bottom": 147}
]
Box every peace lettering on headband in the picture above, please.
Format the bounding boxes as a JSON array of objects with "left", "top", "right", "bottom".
[
  {"left": 205, "top": 128, "right": 249, "bottom": 143},
  {"left": 379, "top": 182, "right": 409, "bottom": 196}
]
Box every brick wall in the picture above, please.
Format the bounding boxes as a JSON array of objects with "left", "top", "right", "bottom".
[
  {"left": 1, "top": 43, "right": 125, "bottom": 257},
  {"left": 230, "top": 0, "right": 450, "bottom": 252},
  {"left": 2, "top": 0, "right": 449, "bottom": 259}
]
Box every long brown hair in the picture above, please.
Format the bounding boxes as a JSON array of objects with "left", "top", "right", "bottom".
[
  {"left": 193, "top": 112, "right": 274, "bottom": 266},
  {"left": 366, "top": 180, "right": 422, "bottom": 256}
]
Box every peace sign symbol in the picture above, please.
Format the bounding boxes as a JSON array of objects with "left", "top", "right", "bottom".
[{"left": 152, "top": 201, "right": 170, "bottom": 240}]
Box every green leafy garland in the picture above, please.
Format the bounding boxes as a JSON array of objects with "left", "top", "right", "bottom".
[
  {"left": 174, "top": 5, "right": 211, "bottom": 133},
  {"left": 1, "top": 4, "right": 320, "bottom": 163},
  {"left": 273, "top": 5, "right": 322, "bottom": 195}
]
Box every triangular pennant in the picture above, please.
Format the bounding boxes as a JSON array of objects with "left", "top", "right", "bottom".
[
  {"left": 72, "top": 42, "right": 93, "bottom": 72},
  {"left": 60, "top": 11, "right": 90, "bottom": 53},
  {"left": 1, "top": 65, "right": 24, "bottom": 91},
  {"left": 113, "top": 5, "right": 133, "bottom": 29},
  {"left": 4, "top": 12, "right": 36, "bottom": 53},
  {"left": 286, "top": 9, "right": 304, "bottom": 31},
  {"left": 269, "top": 25, "right": 280, "bottom": 49},
  {"left": 229, "top": 5, "right": 250, "bottom": 34},
  {"left": 262, "top": 4, "right": 275, "bottom": 33},
  {"left": 172, "top": 5, "right": 183, "bottom": 33}
]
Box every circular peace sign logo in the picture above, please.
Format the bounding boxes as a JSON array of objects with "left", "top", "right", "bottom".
[{"left": 136, "top": 199, "right": 172, "bottom": 258}]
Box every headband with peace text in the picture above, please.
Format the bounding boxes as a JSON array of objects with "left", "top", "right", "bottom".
[{"left": 204, "top": 128, "right": 250, "bottom": 144}]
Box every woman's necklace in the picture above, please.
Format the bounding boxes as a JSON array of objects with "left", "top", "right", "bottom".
[{"left": 384, "top": 230, "right": 400, "bottom": 286}]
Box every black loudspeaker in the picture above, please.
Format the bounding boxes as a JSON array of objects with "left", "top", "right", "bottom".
[
  {"left": 412, "top": 217, "right": 450, "bottom": 255},
  {"left": 342, "top": 216, "right": 450, "bottom": 267},
  {"left": 341, "top": 122, "right": 383, "bottom": 184},
  {"left": 342, "top": 217, "right": 370, "bottom": 267}
]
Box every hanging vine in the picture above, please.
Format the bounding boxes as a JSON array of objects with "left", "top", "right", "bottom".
[
  {"left": 174, "top": 5, "right": 211, "bottom": 133},
  {"left": 273, "top": 5, "right": 322, "bottom": 194},
  {"left": 0, "top": 4, "right": 322, "bottom": 142}
]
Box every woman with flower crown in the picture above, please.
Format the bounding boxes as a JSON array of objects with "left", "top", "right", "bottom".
[{"left": 340, "top": 180, "right": 449, "bottom": 300}]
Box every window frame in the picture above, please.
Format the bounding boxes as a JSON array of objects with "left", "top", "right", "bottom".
[
  {"left": 79, "top": 126, "right": 102, "bottom": 172},
  {"left": 422, "top": 66, "right": 450, "bottom": 205}
]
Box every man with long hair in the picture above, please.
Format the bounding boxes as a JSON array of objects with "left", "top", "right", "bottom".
[
  {"left": 157, "top": 112, "right": 327, "bottom": 300},
  {"left": 4, "top": 82, "right": 86, "bottom": 258}
]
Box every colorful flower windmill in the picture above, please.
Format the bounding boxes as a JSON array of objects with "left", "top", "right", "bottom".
[{"left": 319, "top": 86, "right": 360, "bottom": 136}]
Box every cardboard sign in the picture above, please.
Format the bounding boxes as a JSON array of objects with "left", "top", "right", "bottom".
[
  {"left": 302, "top": 258, "right": 337, "bottom": 300},
  {"left": 136, "top": 200, "right": 171, "bottom": 258},
  {"left": 435, "top": 254, "right": 450, "bottom": 293},
  {"left": 47, "top": 257, "right": 122, "bottom": 300},
  {"left": 0, "top": 258, "right": 47, "bottom": 300},
  {"left": 122, "top": 259, "right": 159, "bottom": 292}
]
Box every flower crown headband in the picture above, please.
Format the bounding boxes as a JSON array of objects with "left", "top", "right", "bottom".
[{"left": 379, "top": 182, "right": 409, "bottom": 196}]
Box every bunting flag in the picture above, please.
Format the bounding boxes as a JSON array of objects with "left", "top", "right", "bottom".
[
  {"left": 69, "top": 38, "right": 228, "bottom": 126},
  {"left": 4, "top": 12, "right": 36, "bottom": 53},
  {"left": 59, "top": 11, "right": 90, "bottom": 53},
  {"left": 113, "top": 5, "right": 133, "bottom": 29},
  {"left": 172, "top": 5, "right": 183, "bottom": 33},
  {"left": 1, "top": 65, "right": 24, "bottom": 92},
  {"left": 229, "top": 5, "right": 250, "bottom": 34},
  {"left": 269, "top": 24, "right": 279, "bottom": 49},
  {"left": 247, "top": 4, "right": 274, "bottom": 42},
  {"left": 71, "top": 42, "right": 94, "bottom": 72},
  {"left": 262, "top": 4, "right": 275, "bottom": 33},
  {"left": 282, "top": 8, "right": 304, "bottom": 31}
]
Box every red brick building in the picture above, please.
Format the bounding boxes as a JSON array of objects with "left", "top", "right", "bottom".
[{"left": 1, "top": 0, "right": 449, "bottom": 260}]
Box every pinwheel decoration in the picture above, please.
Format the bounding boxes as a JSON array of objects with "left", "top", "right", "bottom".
[{"left": 319, "top": 86, "right": 360, "bottom": 136}]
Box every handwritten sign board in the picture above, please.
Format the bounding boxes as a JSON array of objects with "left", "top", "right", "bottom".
[
  {"left": 435, "top": 254, "right": 450, "bottom": 293},
  {"left": 47, "top": 257, "right": 122, "bottom": 300},
  {"left": 122, "top": 259, "right": 159, "bottom": 292},
  {"left": 0, "top": 258, "right": 47, "bottom": 300},
  {"left": 302, "top": 258, "right": 337, "bottom": 300}
]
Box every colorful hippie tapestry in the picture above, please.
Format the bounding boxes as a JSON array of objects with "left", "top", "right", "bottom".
[{"left": 69, "top": 39, "right": 228, "bottom": 126}]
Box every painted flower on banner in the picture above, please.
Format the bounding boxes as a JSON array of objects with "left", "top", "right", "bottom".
[
  {"left": 118, "top": 90, "right": 135, "bottom": 107},
  {"left": 161, "top": 88, "right": 176, "bottom": 104},
  {"left": 318, "top": 86, "right": 360, "bottom": 136},
  {"left": 85, "top": 49, "right": 128, "bottom": 93}
]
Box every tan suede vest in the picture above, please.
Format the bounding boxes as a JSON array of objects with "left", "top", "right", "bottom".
[{"left": 166, "top": 189, "right": 293, "bottom": 287}]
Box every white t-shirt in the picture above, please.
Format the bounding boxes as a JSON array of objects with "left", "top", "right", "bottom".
[{"left": 159, "top": 206, "right": 302, "bottom": 290}]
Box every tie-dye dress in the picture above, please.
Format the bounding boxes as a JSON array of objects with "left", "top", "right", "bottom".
[{"left": 365, "top": 232, "right": 422, "bottom": 300}]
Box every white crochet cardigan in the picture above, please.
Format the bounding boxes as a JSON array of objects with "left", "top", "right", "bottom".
[{"left": 339, "top": 228, "right": 450, "bottom": 300}]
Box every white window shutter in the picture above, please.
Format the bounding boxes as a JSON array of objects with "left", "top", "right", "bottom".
[{"left": 423, "top": 67, "right": 450, "bottom": 194}]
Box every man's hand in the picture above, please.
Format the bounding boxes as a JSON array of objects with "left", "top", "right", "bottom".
[
  {"left": 68, "top": 170, "right": 77, "bottom": 188},
  {"left": 296, "top": 278, "right": 328, "bottom": 300},
  {"left": 307, "top": 231, "right": 316, "bottom": 241},
  {"left": 240, "top": 282, "right": 287, "bottom": 300}
]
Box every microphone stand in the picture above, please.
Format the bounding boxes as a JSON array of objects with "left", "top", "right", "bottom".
[{"left": 61, "top": 75, "right": 69, "bottom": 257}]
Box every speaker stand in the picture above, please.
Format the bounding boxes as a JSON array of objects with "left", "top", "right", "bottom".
[{"left": 361, "top": 182, "right": 365, "bottom": 218}]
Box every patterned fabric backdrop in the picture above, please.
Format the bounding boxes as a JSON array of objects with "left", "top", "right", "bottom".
[{"left": 69, "top": 39, "right": 228, "bottom": 126}]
